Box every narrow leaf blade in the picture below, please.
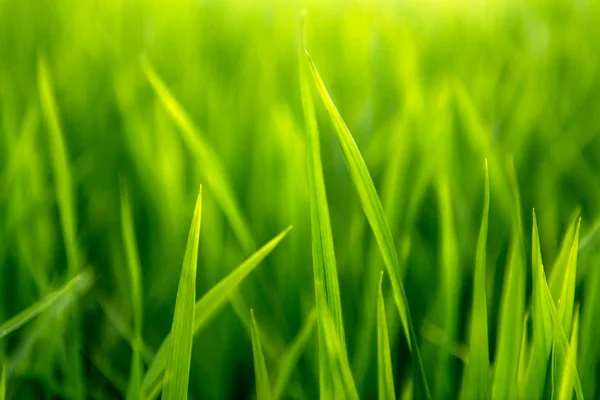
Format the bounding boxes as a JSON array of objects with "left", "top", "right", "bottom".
[
  {"left": 378, "top": 272, "right": 396, "bottom": 400},
  {"left": 251, "top": 310, "right": 272, "bottom": 400}
]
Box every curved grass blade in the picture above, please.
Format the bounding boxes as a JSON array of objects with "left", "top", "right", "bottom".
[
  {"left": 141, "top": 225, "right": 293, "bottom": 395},
  {"left": 321, "top": 310, "right": 359, "bottom": 400},
  {"left": 377, "top": 272, "right": 396, "bottom": 400},
  {"left": 299, "top": 14, "right": 347, "bottom": 398},
  {"left": 0, "top": 270, "right": 93, "bottom": 340},
  {"left": 305, "top": 50, "right": 430, "bottom": 399},
  {"left": 522, "top": 210, "right": 555, "bottom": 398},
  {"left": 120, "top": 182, "right": 145, "bottom": 400},
  {"left": 162, "top": 186, "right": 202, "bottom": 400},
  {"left": 140, "top": 60, "right": 254, "bottom": 253},
  {"left": 549, "top": 209, "right": 581, "bottom": 301},
  {"left": 272, "top": 308, "right": 317, "bottom": 400},
  {"left": 557, "top": 218, "right": 580, "bottom": 337},
  {"left": 251, "top": 310, "right": 272, "bottom": 400},
  {"left": 558, "top": 304, "right": 580, "bottom": 400},
  {"left": 460, "top": 159, "right": 490, "bottom": 400},
  {"left": 491, "top": 160, "right": 525, "bottom": 400}
]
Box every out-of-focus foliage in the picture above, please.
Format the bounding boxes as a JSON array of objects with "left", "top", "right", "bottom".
[{"left": 1, "top": 0, "right": 600, "bottom": 398}]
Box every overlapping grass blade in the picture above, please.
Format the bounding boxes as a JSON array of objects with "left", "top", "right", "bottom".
[
  {"left": 38, "top": 55, "right": 84, "bottom": 399},
  {"left": 119, "top": 182, "right": 145, "bottom": 400},
  {"left": 321, "top": 310, "right": 359, "bottom": 400},
  {"left": 300, "top": 14, "right": 348, "bottom": 398},
  {"left": 521, "top": 210, "right": 555, "bottom": 398},
  {"left": 304, "top": 49, "right": 430, "bottom": 400},
  {"left": 558, "top": 304, "right": 580, "bottom": 400},
  {"left": 140, "top": 59, "right": 254, "bottom": 253},
  {"left": 0, "top": 270, "right": 93, "bottom": 340},
  {"left": 579, "top": 259, "right": 600, "bottom": 399},
  {"left": 491, "top": 161, "right": 525, "bottom": 400},
  {"left": 251, "top": 310, "right": 272, "bottom": 400},
  {"left": 162, "top": 186, "right": 202, "bottom": 400},
  {"left": 141, "top": 225, "right": 292, "bottom": 394},
  {"left": 460, "top": 159, "right": 490, "bottom": 400},
  {"left": 557, "top": 218, "right": 580, "bottom": 336},
  {"left": 377, "top": 272, "right": 396, "bottom": 400},
  {"left": 549, "top": 210, "right": 581, "bottom": 300},
  {"left": 272, "top": 308, "right": 317, "bottom": 400},
  {"left": 517, "top": 313, "right": 530, "bottom": 384}
]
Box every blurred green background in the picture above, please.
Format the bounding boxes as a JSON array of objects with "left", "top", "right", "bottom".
[{"left": 1, "top": 0, "right": 600, "bottom": 398}]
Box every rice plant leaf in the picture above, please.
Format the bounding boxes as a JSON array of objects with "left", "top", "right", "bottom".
[
  {"left": 517, "top": 313, "right": 530, "bottom": 384},
  {"left": 491, "top": 160, "right": 525, "bottom": 400},
  {"left": 549, "top": 210, "right": 581, "bottom": 301},
  {"left": 0, "top": 270, "right": 93, "bottom": 340},
  {"left": 299, "top": 16, "right": 346, "bottom": 398},
  {"left": 522, "top": 210, "right": 555, "bottom": 398},
  {"left": 557, "top": 218, "right": 580, "bottom": 337},
  {"left": 251, "top": 310, "right": 272, "bottom": 400},
  {"left": 37, "top": 56, "right": 79, "bottom": 275},
  {"left": 460, "top": 159, "right": 490, "bottom": 400},
  {"left": 142, "top": 225, "right": 292, "bottom": 395},
  {"left": 272, "top": 309, "right": 317, "bottom": 400},
  {"left": 558, "top": 304, "right": 580, "bottom": 400},
  {"left": 140, "top": 59, "right": 254, "bottom": 253},
  {"left": 162, "top": 186, "right": 203, "bottom": 400},
  {"left": 305, "top": 49, "right": 430, "bottom": 400},
  {"left": 321, "top": 310, "right": 359, "bottom": 400},
  {"left": 120, "top": 182, "right": 145, "bottom": 400},
  {"left": 377, "top": 272, "right": 396, "bottom": 400}
]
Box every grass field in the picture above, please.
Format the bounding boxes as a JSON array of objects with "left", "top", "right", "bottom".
[{"left": 1, "top": 0, "right": 600, "bottom": 399}]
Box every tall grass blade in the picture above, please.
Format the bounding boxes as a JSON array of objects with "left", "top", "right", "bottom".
[
  {"left": 140, "top": 60, "right": 254, "bottom": 253},
  {"left": 305, "top": 49, "right": 430, "bottom": 400},
  {"left": 491, "top": 160, "right": 525, "bottom": 400},
  {"left": 377, "top": 272, "right": 396, "bottom": 400},
  {"left": 272, "top": 308, "right": 317, "bottom": 400},
  {"left": 120, "top": 182, "right": 145, "bottom": 400},
  {"left": 522, "top": 210, "right": 555, "bottom": 398},
  {"left": 142, "top": 225, "right": 292, "bottom": 394},
  {"left": 251, "top": 310, "right": 272, "bottom": 400},
  {"left": 460, "top": 159, "right": 490, "bottom": 400},
  {"left": 0, "top": 270, "right": 93, "bottom": 340},
  {"left": 549, "top": 210, "right": 581, "bottom": 301},
  {"left": 300, "top": 14, "right": 346, "bottom": 398},
  {"left": 557, "top": 218, "right": 580, "bottom": 336},
  {"left": 162, "top": 186, "right": 202, "bottom": 400},
  {"left": 558, "top": 304, "right": 580, "bottom": 400},
  {"left": 0, "top": 361, "right": 5, "bottom": 400}
]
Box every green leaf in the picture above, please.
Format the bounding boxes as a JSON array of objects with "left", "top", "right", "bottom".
[
  {"left": 558, "top": 304, "right": 580, "bottom": 400},
  {"left": 491, "top": 160, "right": 525, "bottom": 400},
  {"left": 522, "top": 210, "right": 555, "bottom": 398},
  {"left": 305, "top": 49, "right": 430, "bottom": 400},
  {"left": 272, "top": 309, "right": 317, "bottom": 400},
  {"left": 0, "top": 270, "right": 93, "bottom": 340},
  {"left": 251, "top": 310, "right": 272, "bottom": 400},
  {"left": 377, "top": 272, "right": 396, "bottom": 400},
  {"left": 1, "top": 361, "right": 5, "bottom": 400},
  {"left": 162, "top": 186, "right": 203, "bottom": 400},
  {"left": 299, "top": 14, "right": 348, "bottom": 398},
  {"left": 460, "top": 159, "right": 490, "bottom": 400},
  {"left": 120, "top": 182, "right": 145, "bottom": 400},
  {"left": 549, "top": 209, "right": 581, "bottom": 301},
  {"left": 557, "top": 218, "right": 580, "bottom": 337},
  {"left": 140, "top": 59, "right": 254, "bottom": 253},
  {"left": 141, "top": 225, "right": 293, "bottom": 395}
]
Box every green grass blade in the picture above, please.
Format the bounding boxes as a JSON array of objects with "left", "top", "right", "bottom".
[
  {"left": 1, "top": 361, "right": 5, "bottom": 400},
  {"left": 120, "top": 182, "right": 145, "bottom": 400},
  {"left": 557, "top": 218, "right": 580, "bottom": 337},
  {"left": 299, "top": 15, "right": 346, "bottom": 397},
  {"left": 522, "top": 210, "right": 555, "bottom": 398},
  {"left": 37, "top": 56, "right": 79, "bottom": 275},
  {"left": 517, "top": 313, "right": 531, "bottom": 384},
  {"left": 558, "top": 304, "right": 580, "bottom": 400},
  {"left": 0, "top": 270, "right": 93, "bottom": 340},
  {"left": 162, "top": 186, "right": 202, "bottom": 400},
  {"left": 377, "top": 272, "right": 396, "bottom": 400},
  {"left": 142, "top": 225, "right": 292, "bottom": 394},
  {"left": 460, "top": 159, "right": 490, "bottom": 400},
  {"left": 491, "top": 160, "right": 525, "bottom": 400},
  {"left": 304, "top": 49, "right": 430, "bottom": 400},
  {"left": 272, "top": 308, "right": 317, "bottom": 400},
  {"left": 549, "top": 210, "right": 581, "bottom": 301},
  {"left": 140, "top": 60, "right": 254, "bottom": 253},
  {"left": 321, "top": 310, "right": 359, "bottom": 400},
  {"left": 251, "top": 310, "right": 272, "bottom": 400}
]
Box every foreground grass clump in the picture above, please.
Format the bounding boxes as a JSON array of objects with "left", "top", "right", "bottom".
[{"left": 1, "top": 0, "right": 600, "bottom": 398}]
